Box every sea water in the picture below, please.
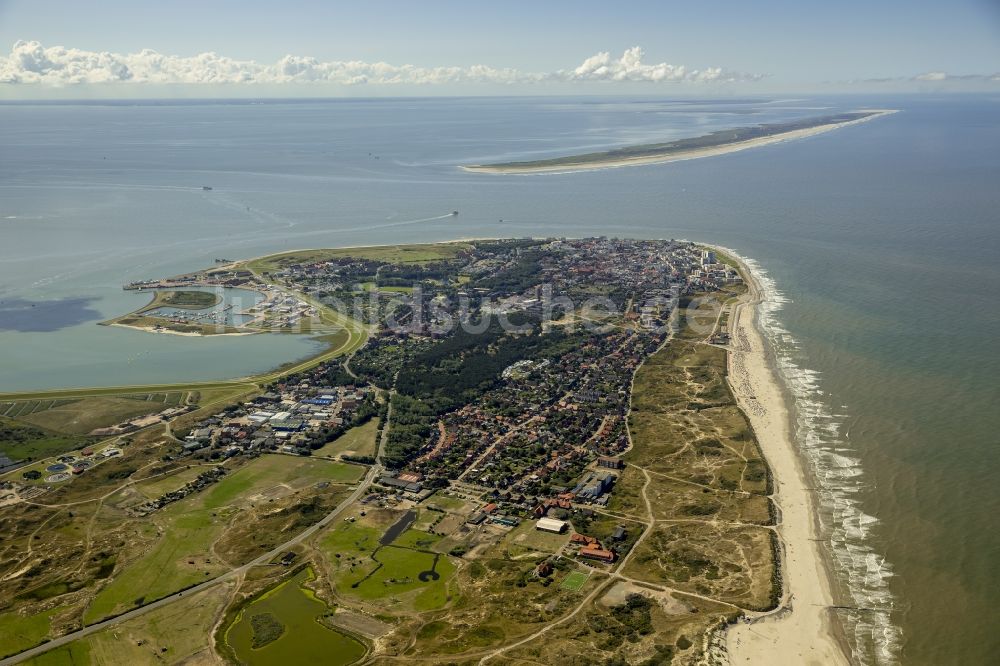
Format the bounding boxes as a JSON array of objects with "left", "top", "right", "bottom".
[{"left": 1, "top": 94, "right": 998, "bottom": 664}]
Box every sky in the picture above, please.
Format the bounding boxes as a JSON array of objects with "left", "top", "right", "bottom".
[{"left": 0, "top": 0, "right": 998, "bottom": 98}]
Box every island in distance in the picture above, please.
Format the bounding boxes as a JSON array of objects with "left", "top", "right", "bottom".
[{"left": 464, "top": 109, "right": 896, "bottom": 174}]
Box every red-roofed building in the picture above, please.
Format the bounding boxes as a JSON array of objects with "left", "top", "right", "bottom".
[
  {"left": 579, "top": 546, "right": 616, "bottom": 563},
  {"left": 535, "top": 560, "right": 554, "bottom": 577}
]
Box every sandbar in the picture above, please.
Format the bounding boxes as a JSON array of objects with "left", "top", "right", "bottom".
[{"left": 464, "top": 110, "right": 896, "bottom": 174}]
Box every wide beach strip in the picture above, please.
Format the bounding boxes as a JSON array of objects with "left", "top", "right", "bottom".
[
  {"left": 464, "top": 110, "right": 896, "bottom": 174},
  {"left": 718, "top": 249, "right": 850, "bottom": 665}
]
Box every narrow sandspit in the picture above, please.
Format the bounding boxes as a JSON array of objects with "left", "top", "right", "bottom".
[
  {"left": 718, "top": 250, "right": 850, "bottom": 666},
  {"left": 463, "top": 110, "right": 897, "bottom": 175},
  {"left": 107, "top": 322, "right": 254, "bottom": 338}
]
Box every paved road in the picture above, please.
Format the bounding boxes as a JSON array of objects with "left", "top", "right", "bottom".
[{"left": 0, "top": 463, "right": 382, "bottom": 665}]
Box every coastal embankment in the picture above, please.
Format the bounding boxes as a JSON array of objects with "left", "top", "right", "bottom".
[
  {"left": 463, "top": 110, "right": 896, "bottom": 174},
  {"left": 718, "top": 249, "right": 851, "bottom": 665}
]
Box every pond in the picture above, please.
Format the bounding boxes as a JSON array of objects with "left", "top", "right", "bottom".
[
  {"left": 224, "top": 567, "right": 367, "bottom": 666},
  {"left": 380, "top": 510, "right": 417, "bottom": 546}
]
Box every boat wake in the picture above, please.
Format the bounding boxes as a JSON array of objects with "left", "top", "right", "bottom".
[{"left": 726, "top": 249, "right": 903, "bottom": 665}]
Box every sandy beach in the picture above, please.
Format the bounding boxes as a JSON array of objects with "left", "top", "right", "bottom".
[
  {"left": 720, "top": 251, "right": 851, "bottom": 666},
  {"left": 107, "top": 322, "right": 254, "bottom": 337},
  {"left": 464, "top": 110, "right": 896, "bottom": 174}
]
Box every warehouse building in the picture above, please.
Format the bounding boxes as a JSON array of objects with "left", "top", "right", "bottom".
[{"left": 535, "top": 517, "right": 568, "bottom": 533}]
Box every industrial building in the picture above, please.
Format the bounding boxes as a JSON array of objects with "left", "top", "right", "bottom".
[{"left": 536, "top": 517, "right": 568, "bottom": 533}]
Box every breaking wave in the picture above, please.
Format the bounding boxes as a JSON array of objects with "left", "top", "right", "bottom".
[{"left": 724, "top": 248, "right": 902, "bottom": 665}]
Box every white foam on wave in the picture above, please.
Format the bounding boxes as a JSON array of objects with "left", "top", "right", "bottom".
[{"left": 721, "top": 248, "right": 903, "bottom": 665}]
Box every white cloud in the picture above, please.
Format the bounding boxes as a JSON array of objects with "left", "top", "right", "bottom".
[
  {"left": 852, "top": 71, "right": 1000, "bottom": 85},
  {"left": 565, "top": 46, "right": 759, "bottom": 83},
  {"left": 0, "top": 41, "right": 760, "bottom": 87},
  {"left": 913, "top": 71, "right": 1000, "bottom": 82}
]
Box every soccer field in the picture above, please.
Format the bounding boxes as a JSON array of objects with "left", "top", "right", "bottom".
[{"left": 560, "top": 571, "right": 590, "bottom": 591}]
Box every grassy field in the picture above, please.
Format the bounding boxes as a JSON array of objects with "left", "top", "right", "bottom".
[
  {"left": 425, "top": 493, "right": 471, "bottom": 513},
  {"left": 195, "top": 456, "right": 361, "bottom": 509},
  {"left": 357, "top": 282, "right": 415, "bottom": 294},
  {"left": 23, "top": 644, "right": 91, "bottom": 666},
  {"left": 85, "top": 456, "right": 363, "bottom": 623},
  {"left": 320, "top": 512, "right": 456, "bottom": 611},
  {"left": 26, "top": 584, "right": 231, "bottom": 666},
  {"left": 344, "top": 542, "right": 456, "bottom": 610},
  {"left": 0, "top": 607, "right": 66, "bottom": 659},
  {"left": 134, "top": 465, "right": 215, "bottom": 499},
  {"left": 13, "top": 397, "right": 168, "bottom": 435},
  {"left": 501, "top": 520, "right": 571, "bottom": 557},
  {"left": 124, "top": 289, "right": 222, "bottom": 317},
  {"left": 312, "top": 420, "right": 378, "bottom": 459},
  {"left": 245, "top": 242, "right": 473, "bottom": 274},
  {"left": 321, "top": 514, "right": 383, "bottom": 556},
  {"left": 112, "top": 314, "right": 243, "bottom": 336},
  {"left": 0, "top": 380, "right": 254, "bottom": 404},
  {"left": 0, "top": 416, "right": 88, "bottom": 462},
  {"left": 155, "top": 290, "right": 220, "bottom": 309},
  {"left": 401, "top": 557, "right": 603, "bottom": 658},
  {"left": 1, "top": 399, "right": 76, "bottom": 420},
  {"left": 83, "top": 498, "right": 230, "bottom": 623}
]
